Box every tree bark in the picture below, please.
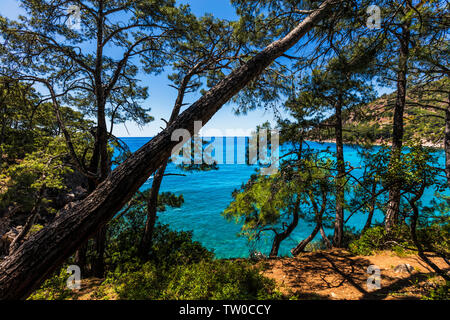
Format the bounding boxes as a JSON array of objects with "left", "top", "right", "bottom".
[
  {"left": 139, "top": 164, "right": 166, "bottom": 257},
  {"left": 444, "top": 92, "right": 450, "bottom": 187},
  {"left": 92, "top": 226, "right": 107, "bottom": 278},
  {"left": 362, "top": 181, "right": 377, "bottom": 234},
  {"left": 385, "top": 22, "right": 410, "bottom": 233},
  {"left": 292, "top": 188, "right": 328, "bottom": 256},
  {"left": 269, "top": 198, "right": 300, "bottom": 257},
  {"left": 291, "top": 222, "right": 321, "bottom": 256},
  {"left": 333, "top": 95, "right": 345, "bottom": 247},
  {"left": 0, "top": 1, "right": 337, "bottom": 299},
  {"left": 90, "top": 1, "right": 110, "bottom": 278},
  {"left": 319, "top": 225, "right": 332, "bottom": 249},
  {"left": 74, "top": 242, "right": 88, "bottom": 274}
]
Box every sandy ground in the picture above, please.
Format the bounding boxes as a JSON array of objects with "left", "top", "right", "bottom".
[
  {"left": 260, "top": 249, "right": 449, "bottom": 300},
  {"left": 69, "top": 249, "right": 449, "bottom": 300}
]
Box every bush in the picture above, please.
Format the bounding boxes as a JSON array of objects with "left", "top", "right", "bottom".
[
  {"left": 348, "top": 225, "right": 418, "bottom": 256},
  {"left": 106, "top": 262, "right": 163, "bottom": 300},
  {"left": 423, "top": 281, "right": 450, "bottom": 300},
  {"left": 28, "top": 266, "right": 75, "bottom": 300},
  {"left": 349, "top": 226, "right": 386, "bottom": 255},
  {"left": 105, "top": 223, "right": 214, "bottom": 273},
  {"left": 31, "top": 222, "right": 284, "bottom": 300},
  {"left": 148, "top": 224, "right": 214, "bottom": 267},
  {"left": 110, "top": 260, "right": 282, "bottom": 300}
]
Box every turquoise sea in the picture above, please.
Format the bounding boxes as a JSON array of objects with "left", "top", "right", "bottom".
[{"left": 119, "top": 137, "right": 445, "bottom": 258}]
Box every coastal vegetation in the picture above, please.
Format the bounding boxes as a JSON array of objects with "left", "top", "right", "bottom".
[{"left": 0, "top": 0, "right": 448, "bottom": 301}]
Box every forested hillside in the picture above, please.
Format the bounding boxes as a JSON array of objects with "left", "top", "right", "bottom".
[{"left": 313, "top": 78, "right": 448, "bottom": 147}]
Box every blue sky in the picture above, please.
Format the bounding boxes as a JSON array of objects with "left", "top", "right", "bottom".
[
  {"left": 0, "top": 0, "right": 281, "bottom": 137},
  {"left": 0, "top": 1, "right": 391, "bottom": 137}
]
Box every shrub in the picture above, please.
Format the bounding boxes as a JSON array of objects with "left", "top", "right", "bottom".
[
  {"left": 105, "top": 223, "right": 214, "bottom": 273},
  {"left": 148, "top": 224, "right": 214, "bottom": 267},
  {"left": 110, "top": 260, "right": 282, "bottom": 300},
  {"left": 348, "top": 225, "right": 415, "bottom": 256},
  {"left": 107, "top": 262, "right": 163, "bottom": 300},
  {"left": 423, "top": 281, "right": 450, "bottom": 300},
  {"left": 349, "top": 226, "right": 386, "bottom": 255},
  {"left": 28, "top": 266, "right": 75, "bottom": 300},
  {"left": 31, "top": 223, "right": 284, "bottom": 300},
  {"left": 163, "top": 260, "right": 281, "bottom": 300}
]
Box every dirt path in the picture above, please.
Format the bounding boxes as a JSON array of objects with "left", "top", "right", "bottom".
[{"left": 260, "top": 249, "right": 449, "bottom": 300}]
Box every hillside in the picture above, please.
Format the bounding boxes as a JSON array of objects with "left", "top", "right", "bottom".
[
  {"left": 33, "top": 249, "right": 449, "bottom": 300},
  {"left": 261, "top": 249, "right": 449, "bottom": 300},
  {"left": 314, "top": 79, "right": 448, "bottom": 148}
]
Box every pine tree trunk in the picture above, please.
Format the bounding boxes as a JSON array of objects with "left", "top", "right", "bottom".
[
  {"left": 333, "top": 95, "right": 345, "bottom": 247},
  {"left": 385, "top": 23, "right": 410, "bottom": 233},
  {"left": 292, "top": 190, "right": 328, "bottom": 256},
  {"left": 269, "top": 199, "right": 300, "bottom": 257},
  {"left": 74, "top": 242, "right": 88, "bottom": 274},
  {"left": 139, "top": 163, "right": 167, "bottom": 257},
  {"left": 0, "top": 2, "right": 337, "bottom": 299},
  {"left": 270, "top": 234, "right": 283, "bottom": 258},
  {"left": 291, "top": 222, "right": 321, "bottom": 256},
  {"left": 139, "top": 74, "right": 192, "bottom": 257},
  {"left": 319, "top": 225, "right": 332, "bottom": 249},
  {"left": 362, "top": 182, "right": 377, "bottom": 234},
  {"left": 444, "top": 93, "right": 450, "bottom": 188},
  {"left": 92, "top": 226, "right": 107, "bottom": 278}
]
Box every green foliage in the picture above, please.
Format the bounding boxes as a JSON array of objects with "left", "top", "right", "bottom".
[
  {"left": 349, "top": 225, "right": 416, "bottom": 256},
  {"left": 156, "top": 192, "right": 184, "bottom": 212},
  {"left": 110, "top": 259, "right": 281, "bottom": 300},
  {"left": 0, "top": 138, "right": 73, "bottom": 211},
  {"left": 32, "top": 223, "right": 283, "bottom": 300},
  {"left": 348, "top": 222, "right": 448, "bottom": 257},
  {"left": 103, "top": 224, "right": 280, "bottom": 300},
  {"left": 349, "top": 226, "right": 386, "bottom": 255},
  {"left": 421, "top": 194, "right": 450, "bottom": 258},
  {"left": 162, "top": 260, "right": 281, "bottom": 300},
  {"left": 148, "top": 224, "right": 214, "bottom": 268},
  {"left": 28, "top": 266, "right": 75, "bottom": 300},
  {"left": 330, "top": 79, "right": 449, "bottom": 146},
  {"left": 423, "top": 281, "right": 450, "bottom": 300},
  {"left": 223, "top": 149, "right": 333, "bottom": 244}
]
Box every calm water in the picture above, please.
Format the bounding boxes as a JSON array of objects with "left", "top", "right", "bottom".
[{"left": 118, "top": 137, "right": 445, "bottom": 258}]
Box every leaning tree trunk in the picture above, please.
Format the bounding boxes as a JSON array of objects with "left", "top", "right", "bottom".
[
  {"left": 291, "top": 222, "right": 322, "bottom": 256},
  {"left": 292, "top": 189, "right": 328, "bottom": 255},
  {"left": 333, "top": 95, "right": 345, "bottom": 247},
  {"left": 0, "top": 1, "right": 337, "bottom": 300},
  {"left": 319, "top": 225, "right": 332, "bottom": 249},
  {"left": 385, "top": 23, "right": 410, "bottom": 234},
  {"left": 269, "top": 199, "right": 300, "bottom": 257}
]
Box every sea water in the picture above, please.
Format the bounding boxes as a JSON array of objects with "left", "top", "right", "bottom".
[{"left": 118, "top": 137, "right": 446, "bottom": 258}]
